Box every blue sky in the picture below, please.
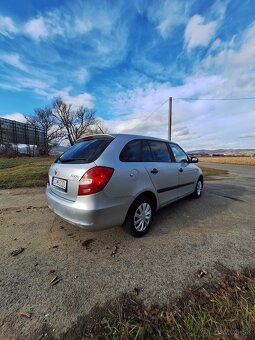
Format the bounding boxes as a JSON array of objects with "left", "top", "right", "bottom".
[{"left": 0, "top": 0, "right": 255, "bottom": 149}]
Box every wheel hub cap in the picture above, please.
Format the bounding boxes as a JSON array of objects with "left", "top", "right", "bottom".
[
  {"left": 134, "top": 203, "right": 152, "bottom": 232},
  {"left": 197, "top": 181, "right": 202, "bottom": 195}
]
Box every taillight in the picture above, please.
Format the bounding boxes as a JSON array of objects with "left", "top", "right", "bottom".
[{"left": 78, "top": 166, "right": 114, "bottom": 196}]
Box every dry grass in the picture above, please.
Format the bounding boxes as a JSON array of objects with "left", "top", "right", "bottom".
[
  {"left": 199, "top": 156, "right": 255, "bottom": 166},
  {"left": 63, "top": 267, "right": 255, "bottom": 339},
  {"left": 199, "top": 166, "right": 228, "bottom": 177},
  {"left": 0, "top": 157, "right": 54, "bottom": 189}
]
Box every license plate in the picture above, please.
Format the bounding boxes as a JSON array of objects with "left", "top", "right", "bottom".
[{"left": 52, "top": 176, "right": 67, "bottom": 192}]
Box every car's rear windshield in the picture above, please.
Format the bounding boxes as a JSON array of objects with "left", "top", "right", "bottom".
[{"left": 55, "top": 138, "right": 113, "bottom": 164}]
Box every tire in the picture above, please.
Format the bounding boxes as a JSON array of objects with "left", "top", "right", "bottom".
[
  {"left": 193, "top": 178, "right": 203, "bottom": 199},
  {"left": 124, "top": 196, "right": 154, "bottom": 237}
]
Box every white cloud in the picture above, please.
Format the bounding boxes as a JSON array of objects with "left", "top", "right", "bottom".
[
  {"left": 0, "top": 15, "right": 17, "bottom": 37},
  {"left": 18, "top": 78, "right": 48, "bottom": 89},
  {"left": 25, "top": 17, "right": 48, "bottom": 40},
  {"left": 156, "top": 1, "right": 186, "bottom": 37},
  {"left": 0, "top": 82, "right": 21, "bottom": 91},
  {"left": 109, "top": 76, "right": 221, "bottom": 119},
  {"left": 74, "top": 18, "right": 92, "bottom": 34},
  {"left": 0, "top": 53, "right": 28, "bottom": 71},
  {"left": 21, "top": 4, "right": 129, "bottom": 68},
  {"left": 0, "top": 1, "right": 253, "bottom": 151},
  {"left": 201, "top": 21, "right": 255, "bottom": 98},
  {"left": 104, "top": 81, "right": 204, "bottom": 148},
  {"left": 50, "top": 87, "right": 95, "bottom": 109},
  {"left": 239, "top": 132, "right": 255, "bottom": 139},
  {"left": 185, "top": 15, "right": 217, "bottom": 50},
  {"left": 1, "top": 112, "right": 26, "bottom": 123},
  {"left": 105, "top": 56, "right": 255, "bottom": 150},
  {"left": 210, "top": 0, "right": 229, "bottom": 20},
  {"left": 23, "top": 2, "right": 124, "bottom": 39},
  {"left": 0, "top": 73, "right": 56, "bottom": 97},
  {"left": 103, "top": 111, "right": 201, "bottom": 149},
  {"left": 65, "top": 92, "right": 94, "bottom": 109},
  {"left": 210, "top": 38, "right": 222, "bottom": 51},
  {"left": 75, "top": 68, "right": 90, "bottom": 84},
  {"left": 142, "top": 0, "right": 189, "bottom": 38}
]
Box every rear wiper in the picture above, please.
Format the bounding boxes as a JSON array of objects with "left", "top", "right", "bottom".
[{"left": 59, "top": 158, "right": 88, "bottom": 163}]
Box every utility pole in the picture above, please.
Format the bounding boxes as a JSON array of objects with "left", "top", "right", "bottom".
[{"left": 168, "top": 96, "right": 172, "bottom": 140}]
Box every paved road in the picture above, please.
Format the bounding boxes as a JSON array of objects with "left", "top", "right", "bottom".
[
  {"left": 200, "top": 162, "right": 255, "bottom": 203},
  {"left": 201, "top": 161, "right": 255, "bottom": 178},
  {"left": 0, "top": 164, "right": 254, "bottom": 339}
]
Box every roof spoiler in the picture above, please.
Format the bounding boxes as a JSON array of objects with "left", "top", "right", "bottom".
[{"left": 76, "top": 134, "right": 114, "bottom": 143}]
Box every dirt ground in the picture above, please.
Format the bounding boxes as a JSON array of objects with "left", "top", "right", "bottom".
[{"left": 0, "top": 163, "right": 255, "bottom": 339}]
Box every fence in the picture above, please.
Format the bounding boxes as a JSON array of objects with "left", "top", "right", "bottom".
[{"left": 0, "top": 117, "right": 47, "bottom": 155}]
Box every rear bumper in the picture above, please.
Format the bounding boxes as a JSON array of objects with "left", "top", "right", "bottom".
[{"left": 45, "top": 186, "right": 130, "bottom": 231}]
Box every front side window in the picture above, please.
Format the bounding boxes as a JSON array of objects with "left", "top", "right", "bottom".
[
  {"left": 119, "top": 140, "right": 142, "bottom": 162},
  {"left": 170, "top": 144, "right": 189, "bottom": 163},
  {"left": 148, "top": 141, "right": 171, "bottom": 162}
]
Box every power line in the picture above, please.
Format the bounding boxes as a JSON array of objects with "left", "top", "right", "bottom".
[
  {"left": 119, "top": 98, "right": 169, "bottom": 122},
  {"left": 141, "top": 99, "right": 169, "bottom": 122},
  {"left": 174, "top": 96, "right": 255, "bottom": 101},
  {"left": 111, "top": 95, "right": 255, "bottom": 124}
]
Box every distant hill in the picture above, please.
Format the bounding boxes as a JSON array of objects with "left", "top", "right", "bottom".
[{"left": 188, "top": 149, "right": 255, "bottom": 156}]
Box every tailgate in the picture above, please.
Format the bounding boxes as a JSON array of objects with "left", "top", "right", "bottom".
[{"left": 48, "top": 162, "right": 96, "bottom": 201}]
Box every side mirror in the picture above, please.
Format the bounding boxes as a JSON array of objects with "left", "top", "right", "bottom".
[{"left": 189, "top": 157, "right": 199, "bottom": 163}]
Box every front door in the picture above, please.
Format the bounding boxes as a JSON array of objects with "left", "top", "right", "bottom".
[
  {"left": 142, "top": 140, "right": 180, "bottom": 206},
  {"left": 170, "top": 143, "right": 197, "bottom": 196}
]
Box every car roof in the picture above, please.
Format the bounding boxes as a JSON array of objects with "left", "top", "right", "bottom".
[
  {"left": 77, "top": 133, "right": 178, "bottom": 145},
  {"left": 111, "top": 133, "right": 177, "bottom": 144}
]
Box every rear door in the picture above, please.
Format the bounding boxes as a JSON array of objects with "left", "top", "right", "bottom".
[
  {"left": 143, "top": 140, "right": 180, "bottom": 206},
  {"left": 49, "top": 137, "right": 113, "bottom": 201},
  {"left": 169, "top": 143, "right": 197, "bottom": 196}
]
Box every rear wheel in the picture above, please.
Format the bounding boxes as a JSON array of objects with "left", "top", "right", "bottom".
[
  {"left": 193, "top": 178, "right": 203, "bottom": 198},
  {"left": 124, "top": 196, "right": 154, "bottom": 237}
]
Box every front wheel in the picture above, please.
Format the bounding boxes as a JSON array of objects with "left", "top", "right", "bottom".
[
  {"left": 193, "top": 178, "right": 203, "bottom": 198},
  {"left": 124, "top": 197, "right": 154, "bottom": 237}
]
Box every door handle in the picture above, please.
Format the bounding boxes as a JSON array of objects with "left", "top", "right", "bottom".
[
  {"left": 150, "top": 168, "right": 159, "bottom": 174},
  {"left": 179, "top": 168, "right": 183, "bottom": 173}
]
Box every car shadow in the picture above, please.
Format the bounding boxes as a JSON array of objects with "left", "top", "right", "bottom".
[{"left": 150, "top": 181, "right": 247, "bottom": 236}]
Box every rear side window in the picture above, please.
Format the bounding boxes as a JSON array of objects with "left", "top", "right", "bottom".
[
  {"left": 148, "top": 141, "right": 171, "bottom": 162},
  {"left": 56, "top": 138, "right": 113, "bottom": 164},
  {"left": 120, "top": 139, "right": 172, "bottom": 162},
  {"left": 119, "top": 140, "right": 142, "bottom": 162},
  {"left": 141, "top": 140, "right": 153, "bottom": 162}
]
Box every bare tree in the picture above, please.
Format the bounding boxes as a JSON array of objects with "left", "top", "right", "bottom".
[
  {"left": 52, "top": 99, "right": 96, "bottom": 145},
  {"left": 88, "top": 118, "right": 111, "bottom": 135},
  {"left": 27, "top": 99, "right": 107, "bottom": 152},
  {"left": 26, "top": 106, "right": 62, "bottom": 155}
]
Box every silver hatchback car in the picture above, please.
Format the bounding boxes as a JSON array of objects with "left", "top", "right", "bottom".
[{"left": 46, "top": 134, "right": 203, "bottom": 237}]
